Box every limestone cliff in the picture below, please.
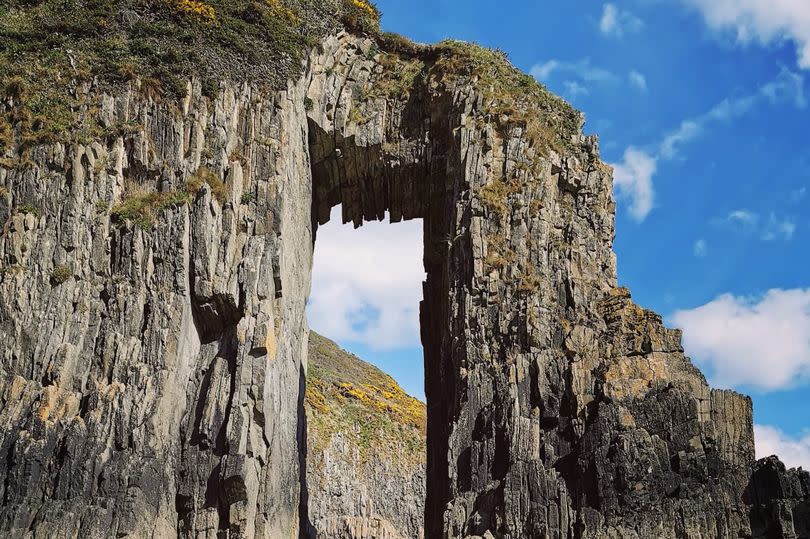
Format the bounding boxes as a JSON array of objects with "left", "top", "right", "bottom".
[
  {"left": 0, "top": 0, "right": 808, "bottom": 537},
  {"left": 305, "top": 331, "right": 425, "bottom": 539}
]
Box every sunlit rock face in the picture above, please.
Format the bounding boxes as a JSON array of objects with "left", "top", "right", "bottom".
[{"left": 0, "top": 21, "right": 807, "bottom": 539}]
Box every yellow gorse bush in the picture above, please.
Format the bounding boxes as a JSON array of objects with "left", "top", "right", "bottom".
[
  {"left": 267, "top": 0, "right": 300, "bottom": 24},
  {"left": 352, "top": 0, "right": 377, "bottom": 17},
  {"left": 171, "top": 0, "right": 216, "bottom": 23}
]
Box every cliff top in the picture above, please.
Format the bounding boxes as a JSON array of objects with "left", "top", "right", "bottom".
[
  {"left": 0, "top": 0, "right": 581, "bottom": 159},
  {"left": 305, "top": 331, "right": 426, "bottom": 464}
]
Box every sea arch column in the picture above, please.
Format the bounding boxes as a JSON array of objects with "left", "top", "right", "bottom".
[
  {"left": 306, "top": 32, "right": 766, "bottom": 539},
  {"left": 304, "top": 33, "right": 619, "bottom": 538}
]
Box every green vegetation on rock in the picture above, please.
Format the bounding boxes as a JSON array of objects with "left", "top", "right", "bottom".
[
  {"left": 432, "top": 40, "right": 581, "bottom": 154},
  {"left": 0, "top": 0, "right": 580, "bottom": 169},
  {"left": 0, "top": 0, "right": 380, "bottom": 152},
  {"left": 49, "top": 265, "right": 72, "bottom": 286},
  {"left": 305, "top": 331, "right": 426, "bottom": 464},
  {"left": 110, "top": 184, "right": 192, "bottom": 229}
]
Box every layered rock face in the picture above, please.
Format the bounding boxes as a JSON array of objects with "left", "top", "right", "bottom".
[
  {"left": 0, "top": 11, "right": 808, "bottom": 539},
  {"left": 0, "top": 70, "right": 315, "bottom": 537},
  {"left": 304, "top": 332, "right": 425, "bottom": 539}
]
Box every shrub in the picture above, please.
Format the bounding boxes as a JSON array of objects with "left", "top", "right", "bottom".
[
  {"left": 0, "top": 118, "right": 13, "bottom": 151},
  {"left": 266, "top": 0, "right": 299, "bottom": 24},
  {"left": 240, "top": 192, "right": 256, "bottom": 204},
  {"left": 484, "top": 234, "right": 517, "bottom": 269},
  {"left": 478, "top": 178, "right": 521, "bottom": 217},
  {"left": 50, "top": 265, "right": 72, "bottom": 286},
  {"left": 367, "top": 54, "right": 424, "bottom": 101},
  {"left": 187, "top": 166, "right": 228, "bottom": 203},
  {"left": 517, "top": 266, "right": 542, "bottom": 293},
  {"left": 17, "top": 204, "right": 42, "bottom": 218},
  {"left": 341, "top": 0, "right": 380, "bottom": 33},
  {"left": 347, "top": 107, "right": 368, "bottom": 125},
  {"left": 111, "top": 183, "right": 192, "bottom": 229},
  {"left": 169, "top": 0, "right": 217, "bottom": 23}
]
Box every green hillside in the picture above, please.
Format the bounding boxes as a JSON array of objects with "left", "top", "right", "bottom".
[{"left": 305, "top": 331, "right": 426, "bottom": 464}]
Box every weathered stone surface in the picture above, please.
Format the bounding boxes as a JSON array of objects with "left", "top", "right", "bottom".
[{"left": 0, "top": 24, "right": 807, "bottom": 539}]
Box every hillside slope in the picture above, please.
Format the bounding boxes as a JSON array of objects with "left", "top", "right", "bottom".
[{"left": 305, "top": 331, "right": 426, "bottom": 539}]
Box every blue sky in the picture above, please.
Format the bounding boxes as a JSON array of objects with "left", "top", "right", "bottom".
[{"left": 309, "top": 0, "right": 810, "bottom": 469}]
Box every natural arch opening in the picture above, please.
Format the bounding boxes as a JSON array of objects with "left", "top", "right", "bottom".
[
  {"left": 304, "top": 205, "right": 427, "bottom": 538},
  {"left": 302, "top": 78, "right": 466, "bottom": 532},
  {"left": 302, "top": 97, "right": 463, "bottom": 536}
]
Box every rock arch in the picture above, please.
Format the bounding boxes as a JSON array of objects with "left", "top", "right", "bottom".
[{"left": 0, "top": 29, "right": 805, "bottom": 539}]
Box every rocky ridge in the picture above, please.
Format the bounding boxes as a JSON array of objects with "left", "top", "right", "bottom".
[{"left": 0, "top": 0, "right": 807, "bottom": 537}]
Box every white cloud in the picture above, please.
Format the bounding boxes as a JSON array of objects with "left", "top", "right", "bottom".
[
  {"left": 720, "top": 210, "right": 796, "bottom": 241},
  {"left": 611, "top": 147, "right": 657, "bottom": 221},
  {"left": 760, "top": 68, "right": 807, "bottom": 108},
  {"left": 727, "top": 209, "right": 759, "bottom": 226},
  {"left": 763, "top": 213, "right": 797, "bottom": 240},
  {"left": 671, "top": 288, "right": 810, "bottom": 390},
  {"left": 530, "top": 58, "right": 617, "bottom": 84},
  {"left": 791, "top": 186, "right": 807, "bottom": 203},
  {"left": 681, "top": 0, "right": 810, "bottom": 69},
  {"left": 755, "top": 424, "right": 810, "bottom": 470},
  {"left": 694, "top": 239, "right": 708, "bottom": 257},
  {"left": 660, "top": 120, "right": 702, "bottom": 159},
  {"left": 530, "top": 59, "right": 620, "bottom": 102},
  {"left": 629, "top": 70, "right": 648, "bottom": 92},
  {"left": 613, "top": 68, "right": 805, "bottom": 220},
  {"left": 659, "top": 68, "right": 805, "bottom": 159},
  {"left": 307, "top": 206, "right": 425, "bottom": 350},
  {"left": 563, "top": 80, "right": 589, "bottom": 98},
  {"left": 600, "top": 3, "right": 644, "bottom": 38}
]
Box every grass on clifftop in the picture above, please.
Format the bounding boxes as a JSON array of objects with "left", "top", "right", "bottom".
[
  {"left": 0, "top": 0, "right": 580, "bottom": 161},
  {"left": 0, "top": 0, "right": 377, "bottom": 151},
  {"left": 305, "top": 331, "right": 426, "bottom": 464},
  {"left": 432, "top": 40, "right": 581, "bottom": 154}
]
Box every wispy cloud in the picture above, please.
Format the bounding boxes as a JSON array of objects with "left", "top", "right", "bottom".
[
  {"left": 694, "top": 239, "right": 708, "bottom": 257},
  {"left": 726, "top": 209, "right": 759, "bottom": 227},
  {"left": 531, "top": 59, "right": 647, "bottom": 102},
  {"left": 719, "top": 210, "right": 796, "bottom": 241},
  {"left": 599, "top": 3, "right": 644, "bottom": 38},
  {"left": 611, "top": 68, "right": 805, "bottom": 221},
  {"left": 791, "top": 187, "right": 807, "bottom": 203},
  {"left": 531, "top": 58, "right": 618, "bottom": 84},
  {"left": 671, "top": 288, "right": 810, "bottom": 391},
  {"left": 612, "top": 147, "right": 657, "bottom": 221},
  {"left": 659, "top": 68, "right": 806, "bottom": 159},
  {"left": 629, "top": 70, "right": 648, "bottom": 92},
  {"left": 680, "top": 0, "right": 810, "bottom": 70},
  {"left": 307, "top": 206, "right": 425, "bottom": 350},
  {"left": 755, "top": 425, "right": 810, "bottom": 470},
  {"left": 563, "top": 80, "right": 589, "bottom": 98}
]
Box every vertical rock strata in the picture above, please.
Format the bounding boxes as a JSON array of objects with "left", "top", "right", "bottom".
[
  {"left": 0, "top": 67, "right": 316, "bottom": 537},
  {"left": 0, "top": 26, "right": 807, "bottom": 539}
]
